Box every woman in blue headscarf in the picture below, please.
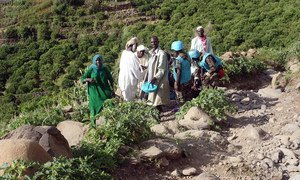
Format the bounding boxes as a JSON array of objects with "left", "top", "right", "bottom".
[{"left": 81, "top": 54, "right": 114, "bottom": 127}]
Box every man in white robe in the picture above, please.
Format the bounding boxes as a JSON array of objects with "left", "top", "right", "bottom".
[
  {"left": 118, "top": 37, "right": 144, "bottom": 101},
  {"left": 190, "top": 26, "right": 214, "bottom": 55}
]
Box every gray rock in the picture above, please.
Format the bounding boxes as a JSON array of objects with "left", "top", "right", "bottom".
[
  {"left": 279, "top": 147, "right": 297, "bottom": 159},
  {"left": 263, "top": 158, "right": 274, "bottom": 168},
  {"left": 242, "top": 125, "right": 266, "bottom": 140},
  {"left": 1, "top": 125, "right": 72, "bottom": 158},
  {"left": 140, "top": 146, "right": 162, "bottom": 159},
  {"left": 182, "top": 167, "right": 198, "bottom": 176},
  {"left": 269, "top": 117, "right": 276, "bottom": 123},
  {"left": 57, "top": 120, "right": 88, "bottom": 147},
  {"left": 271, "top": 72, "right": 283, "bottom": 89},
  {"left": 241, "top": 97, "right": 251, "bottom": 105},
  {"left": 290, "top": 64, "right": 300, "bottom": 73},
  {"left": 193, "top": 172, "right": 220, "bottom": 180},
  {"left": 150, "top": 124, "right": 170, "bottom": 137},
  {"left": 62, "top": 105, "right": 73, "bottom": 113},
  {"left": 258, "top": 87, "right": 282, "bottom": 99},
  {"left": 171, "top": 169, "right": 180, "bottom": 177},
  {"left": 174, "top": 130, "right": 205, "bottom": 140},
  {"left": 295, "top": 82, "right": 300, "bottom": 90},
  {"left": 228, "top": 156, "right": 244, "bottom": 163},
  {"left": 231, "top": 94, "right": 241, "bottom": 102},
  {"left": 178, "top": 118, "right": 210, "bottom": 130},
  {"left": 157, "top": 157, "right": 169, "bottom": 167},
  {"left": 286, "top": 158, "right": 299, "bottom": 166},
  {"left": 140, "top": 139, "right": 182, "bottom": 160},
  {"left": 287, "top": 165, "right": 300, "bottom": 172},
  {"left": 261, "top": 104, "right": 267, "bottom": 112},
  {"left": 271, "top": 150, "right": 284, "bottom": 163},
  {"left": 184, "top": 107, "right": 211, "bottom": 121},
  {"left": 257, "top": 153, "right": 265, "bottom": 160},
  {"left": 290, "top": 172, "right": 300, "bottom": 180},
  {"left": 290, "top": 130, "right": 300, "bottom": 142},
  {"left": 282, "top": 123, "right": 300, "bottom": 134}
]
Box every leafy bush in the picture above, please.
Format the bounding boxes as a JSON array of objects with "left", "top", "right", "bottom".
[
  {"left": 99, "top": 98, "right": 159, "bottom": 144},
  {"left": 176, "top": 89, "right": 236, "bottom": 121},
  {"left": 0, "top": 157, "right": 112, "bottom": 180},
  {"left": 223, "top": 57, "right": 266, "bottom": 79}
]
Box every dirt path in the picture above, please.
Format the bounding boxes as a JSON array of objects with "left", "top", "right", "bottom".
[{"left": 114, "top": 72, "right": 300, "bottom": 180}]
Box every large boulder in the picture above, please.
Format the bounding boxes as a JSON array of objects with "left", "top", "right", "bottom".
[
  {"left": 1, "top": 125, "right": 72, "bottom": 158},
  {"left": 0, "top": 139, "right": 52, "bottom": 175},
  {"left": 57, "top": 120, "right": 88, "bottom": 147},
  {"left": 178, "top": 107, "right": 211, "bottom": 130}
]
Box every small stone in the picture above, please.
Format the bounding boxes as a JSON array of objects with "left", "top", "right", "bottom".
[
  {"left": 241, "top": 97, "right": 251, "bottom": 105},
  {"left": 271, "top": 150, "right": 284, "bottom": 163},
  {"left": 282, "top": 123, "right": 300, "bottom": 134},
  {"left": 227, "top": 134, "right": 237, "bottom": 141},
  {"left": 290, "top": 172, "right": 300, "bottom": 180},
  {"left": 62, "top": 105, "right": 73, "bottom": 112},
  {"left": 261, "top": 104, "right": 267, "bottom": 112},
  {"left": 171, "top": 169, "right": 180, "bottom": 177},
  {"left": 263, "top": 158, "right": 274, "bottom": 168},
  {"left": 287, "top": 159, "right": 299, "bottom": 166},
  {"left": 257, "top": 153, "right": 265, "bottom": 160},
  {"left": 182, "top": 167, "right": 198, "bottom": 176},
  {"left": 287, "top": 165, "right": 300, "bottom": 172},
  {"left": 295, "top": 82, "right": 300, "bottom": 90},
  {"left": 228, "top": 156, "right": 244, "bottom": 163},
  {"left": 157, "top": 157, "right": 169, "bottom": 167},
  {"left": 269, "top": 117, "right": 276, "bottom": 123},
  {"left": 194, "top": 172, "right": 220, "bottom": 180}
]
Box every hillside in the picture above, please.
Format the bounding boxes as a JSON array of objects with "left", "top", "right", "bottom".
[{"left": 0, "top": 0, "right": 300, "bottom": 178}]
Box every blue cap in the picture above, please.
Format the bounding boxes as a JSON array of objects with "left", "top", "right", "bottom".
[
  {"left": 188, "top": 49, "right": 201, "bottom": 59},
  {"left": 141, "top": 82, "right": 158, "bottom": 93},
  {"left": 171, "top": 41, "right": 184, "bottom": 51}
]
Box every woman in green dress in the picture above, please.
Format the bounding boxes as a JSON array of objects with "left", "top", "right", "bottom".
[{"left": 81, "top": 54, "right": 114, "bottom": 127}]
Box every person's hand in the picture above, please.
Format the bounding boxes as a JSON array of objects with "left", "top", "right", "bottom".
[{"left": 150, "top": 77, "right": 157, "bottom": 84}]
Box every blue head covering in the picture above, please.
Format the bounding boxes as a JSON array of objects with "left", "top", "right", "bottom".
[{"left": 90, "top": 54, "right": 103, "bottom": 72}]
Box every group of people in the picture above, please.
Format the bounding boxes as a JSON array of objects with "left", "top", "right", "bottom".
[{"left": 81, "top": 26, "right": 225, "bottom": 126}]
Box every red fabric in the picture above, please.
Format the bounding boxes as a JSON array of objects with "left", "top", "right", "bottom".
[{"left": 218, "top": 68, "right": 225, "bottom": 78}]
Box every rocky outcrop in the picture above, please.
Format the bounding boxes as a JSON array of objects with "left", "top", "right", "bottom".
[
  {"left": 1, "top": 125, "right": 72, "bottom": 158},
  {"left": 57, "top": 120, "right": 88, "bottom": 147},
  {"left": 0, "top": 139, "right": 52, "bottom": 175}
]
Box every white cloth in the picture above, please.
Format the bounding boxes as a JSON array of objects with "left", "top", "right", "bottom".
[
  {"left": 190, "top": 36, "right": 214, "bottom": 55},
  {"left": 147, "top": 48, "right": 160, "bottom": 82},
  {"left": 118, "top": 50, "right": 143, "bottom": 101}
]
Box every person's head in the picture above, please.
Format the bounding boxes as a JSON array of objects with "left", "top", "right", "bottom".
[
  {"left": 126, "top": 37, "right": 138, "bottom": 52},
  {"left": 171, "top": 40, "right": 184, "bottom": 57},
  {"left": 136, "top": 45, "right": 147, "bottom": 58},
  {"left": 150, "top": 36, "right": 159, "bottom": 50},
  {"left": 195, "top": 26, "right": 205, "bottom": 37},
  {"left": 92, "top": 54, "right": 103, "bottom": 68},
  {"left": 188, "top": 49, "right": 201, "bottom": 62}
]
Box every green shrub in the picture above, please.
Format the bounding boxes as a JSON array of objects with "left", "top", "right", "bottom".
[
  {"left": 223, "top": 57, "right": 266, "bottom": 79},
  {"left": 0, "top": 157, "right": 112, "bottom": 180},
  {"left": 176, "top": 89, "right": 236, "bottom": 121},
  {"left": 99, "top": 98, "right": 159, "bottom": 144}
]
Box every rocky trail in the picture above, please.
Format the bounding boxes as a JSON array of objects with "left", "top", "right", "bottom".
[{"left": 114, "top": 70, "right": 300, "bottom": 180}]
